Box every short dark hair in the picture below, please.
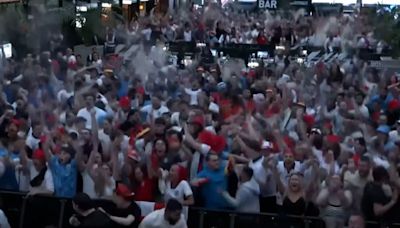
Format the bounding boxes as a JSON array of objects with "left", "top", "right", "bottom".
[
  {"left": 83, "top": 92, "right": 95, "bottom": 99},
  {"left": 73, "top": 193, "right": 93, "bottom": 211},
  {"left": 166, "top": 130, "right": 183, "bottom": 142},
  {"left": 206, "top": 152, "right": 219, "bottom": 161},
  {"left": 242, "top": 166, "right": 254, "bottom": 179},
  {"left": 360, "top": 156, "right": 370, "bottom": 164},
  {"left": 372, "top": 166, "right": 389, "bottom": 182},
  {"left": 31, "top": 121, "right": 41, "bottom": 128},
  {"left": 166, "top": 199, "right": 183, "bottom": 212},
  {"left": 155, "top": 117, "right": 166, "bottom": 126},
  {"left": 61, "top": 145, "right": 76, "bottom": 157}
]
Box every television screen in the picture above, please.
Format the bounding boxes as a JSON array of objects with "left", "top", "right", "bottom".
[
  {"left": 257, "top": 51, "right": 269, "bottom": 58},
  {"left": 2, "top": 43, "right": 12, "bottom": 59}
]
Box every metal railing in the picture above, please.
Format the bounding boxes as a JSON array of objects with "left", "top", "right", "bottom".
[{"left": 0, "top": 190, "right": 399, "bottom": 228}]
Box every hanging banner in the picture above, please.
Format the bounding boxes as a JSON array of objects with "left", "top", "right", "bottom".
[
  {"left": 257, "top": 0, "right": 278, "bottom": 9},
  {"left": 0, "top": 0, "right": 20, "bottom": 3}
]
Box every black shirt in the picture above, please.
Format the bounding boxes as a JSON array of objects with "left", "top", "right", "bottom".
[
  {"left": 110, "top": 202, "right": 142, "bottom": 228},
  {"left": 362, "top": 182, "right": 391, "bottom": 221},
  {"left": 77, "top": 209, "right": 113, "bottom": 228},
  {"left": 282, "top": 197, "right": 306, "bottom": 216}
]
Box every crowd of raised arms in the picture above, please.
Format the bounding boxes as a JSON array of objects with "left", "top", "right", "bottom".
[{"left": 0, "top": 3, "right": 397, "bottom": 228}]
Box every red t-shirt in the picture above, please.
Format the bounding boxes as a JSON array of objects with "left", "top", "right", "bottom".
[
  {"left": 132, "top": 178, "right": 156, "bottom": 202},
  {"left": 257, "top": 36, "right": 268, "bottom": 45},
  {"left": 129, "top": 125, "right": 144, "bottom": 146},
  {"left": 219, "top": 98, "right": 232, "bottom": 120},
  {"left": 219, "top": 98, "right": 243, "bottom": 120},
  {"left": 246, "top": 100, "right": 256, "bottom": 113}
]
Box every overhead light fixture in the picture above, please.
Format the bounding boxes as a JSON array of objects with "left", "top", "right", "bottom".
[
  {"left": 123, "top": 0, "right": 132, "bottom": 4},
  {"left": 247, "top": 61, "right": 259, "bottom": 68},
  {"left": 101, "top": 3, "right": 112, "bottom": 8},
  {"left": 76, "top": 6, "right": 88, "bottom": 12},
  {"left": 139, "top": 4, "right": 144, "bottom": 10},
  {"left": 297, "top": 58, "right": 304, "bottom": 64}
]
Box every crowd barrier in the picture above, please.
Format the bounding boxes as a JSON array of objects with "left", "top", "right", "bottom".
[{"left": 0, "top": 190, "right": 400, "bottom": 228}]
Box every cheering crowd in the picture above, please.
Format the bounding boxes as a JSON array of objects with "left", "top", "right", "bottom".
[{"left": 0, "top": 3, "right": 398, "bottom": 228}]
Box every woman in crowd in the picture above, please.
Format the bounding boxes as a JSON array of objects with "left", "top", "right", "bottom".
[
  {"left": 131, "top": 165, "right": 157, "bottom": 202},
  {"left": 159, "top": 164, "right": 194, "bottom": 219},
  {"left": 278, "top": 170, "right": 320, "bottom": 228},
  {"left": 316, "top": 175, "right": 353, "bottom": 228}
]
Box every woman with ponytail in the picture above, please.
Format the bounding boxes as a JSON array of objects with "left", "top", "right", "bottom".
[{"left": 159, "top": 164, "right": 194, "bottom": 219}]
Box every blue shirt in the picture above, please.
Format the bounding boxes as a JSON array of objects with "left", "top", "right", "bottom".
[
  {"left": 197, "top": 165, "right": 228, "bottom": 209},
  {"left": 368, "top": 93, "right": 394, "bottom": 111},
  {"left": 0, "top": 164, "right": 18, "bottom": 191},
  {"left": 117, "top": 79, "right": 129, "bottom": 98},
  {"left": 49, "top": 157, "right": 77, "bottom": 198}
]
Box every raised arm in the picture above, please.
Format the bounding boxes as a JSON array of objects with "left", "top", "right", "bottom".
[
  {"left": 17, "top": 139, "right": 29, "bottom": 175},
  {"left": 74, "top": 139, "right": 86, "bottom": 172},
  {"left": 111, "top": 140, "right": 121, "bottom": 181},
  {"left": 86, "top": 110, "right": 99, "bottom": 173},
  {"left": 183, "top": 123, "right": 210, "bottom": 156},
  {"left": 43, "top": 135, "right": 53, "bottom": 163}
]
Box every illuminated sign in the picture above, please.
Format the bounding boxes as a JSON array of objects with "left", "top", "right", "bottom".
[
  {"left": 1, "top": 43, "right": 12, "bottom": 59},
  {"left": 258, "top": 0, "right": 278, "bottom": 9}
]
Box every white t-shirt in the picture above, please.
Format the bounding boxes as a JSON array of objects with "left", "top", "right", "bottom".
[
  {"left": 171, "top": 112, "right": 181, "bottom": 126},
  {"left": 251, "top": 29, "right": 259, "bottom": 39},
  {"left": 139, "top": 209, "right": 187, "bottom": 228},
  {"left": 77, "top": 107, "right": 107, "bottom": 129},
  {"left": 277, "top": 161, "right": 302, "bottom": 185},
  {"left": 389, "top": 130, "right": 400, "bottom": 143},
  {"left": 98, "top": 129, "right": 111, "bottom": 151},
  {"left": 184, "top": 88, "right": 201, "bottom": 105},
  {"left": 0, "top": 209, "right": 10, "bottom": 228},
  {"left": 163, "top": 180, "right": 193, "bottom": 219},
  {"left": 183, "top": 31, "right": 192, "bottom": 42},
  {"left": 25, "top": 129, "right": 40, "bottom": 151},
  {"left": 142, "top": 28, "right": 152, "bottom": 41},
  {"left": 102, "top": 177, "right": 116, "bottom": 199},
  {"left": 141, "top": 105, "right": 170, "bottom": 122},
  {"left": 249, "top": 156, "right": 275, "bottom": 197},
  {"left": 82, "top": 170, "right": 96, "bottom": 198},
  {"left": 20, "top": 160, "right": 54, "bottom": 193},
  {"left": 164, "top": 180, "right": 193, "bottom": 202},
  {"left": 208, "top": 102, "right": 219, "bottom": 114},
  {"left": 82, "top": 168, "right": 116, "bottom": 199},
  {"left": 57, "top": 89, "right": 74, "bottom": 103}
]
